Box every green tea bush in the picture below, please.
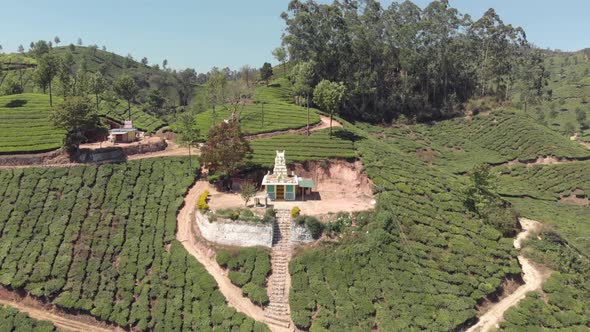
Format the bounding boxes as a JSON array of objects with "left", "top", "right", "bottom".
[
  {"left": 0, "top": 158, "right": 264, "bottom": 331},
  {"left": 216, "top": 248, "right": 271, "bottom": 307},
  {"left": 0, "top": 304, "right": 55, "bottom": 331}
]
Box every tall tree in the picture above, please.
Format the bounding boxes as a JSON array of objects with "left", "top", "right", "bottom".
[
  {"left": 177, "top": 68, "right": 197, "bottom": 106},
  {"left": 260, "top": 62, "right": 273, "bottom": 81},
  {"left": 272, "top": 47, "right": 288, "bottom": 76},
  {"left": 163, "top": 59, "right": 168, "bottom": 69},
  {"left": 88, "top": 72, "right": 107, "bottom": 111},
  {"left": 206, "top": 68, "right": 227, "bottom": 124},
  {"left": 77, "top": 37, "right": 83, "bottom": 46},
  {"left": 50, "top": 96, "right": 105, "bottom": 152},
  {"left": 292, "top": 61, "right": 316, "bottom": 135},
  {"left": 176, "top": 112, "right": 200, "bottom": 170},
  {"left": 17, "top": 45, "right": 24, "bottom": 54},
  {"left": 35, "top": 53, "right": 59, "bottom": 106},
  {"left": 31, "top": 40, "right": 50, "bottom": 58},
  {"left": 141, "top": 57, "right": 148, "bottom": 66},
  {"left": 54, "top": 36, "right": 61, "bottom": 46},
  {"left": 200, "top": 119, "right": 251, "bottom": 188},
  {"left": 313, "top": 80, "right": 345, "bottom": 138},
  {"left": 113, "top": 75, "right": 139, "bottom": 121},
  {"left": 147, "top": 89, "right": 166, "bottom": 114}
]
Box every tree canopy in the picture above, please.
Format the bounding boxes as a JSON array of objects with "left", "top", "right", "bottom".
[
  {"left": 200, "top": 119, "right": 251, "bottom": 178},
  {"left": 281, "top": 0, "right": 540, "bottom": 123},
  {"left": 50, "top": 96, "right": 106, "bottom": 152}
]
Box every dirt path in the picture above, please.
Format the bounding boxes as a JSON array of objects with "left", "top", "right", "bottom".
[
  {"left": 0, "top": 297, "right": 117, "bottom": 332},
  {"left": 244, "top": 115, "right": 342, "bottom": 140},
  {"left": 467, "top": 218, "right": 546, "bottom": 332},
  {"left": 176, "top": 181, "right": 286, "bottom": 331}
]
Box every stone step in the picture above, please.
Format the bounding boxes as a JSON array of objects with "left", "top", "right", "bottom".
[{"left": 265, "top": 312, "right": 291, "bottom": 324}]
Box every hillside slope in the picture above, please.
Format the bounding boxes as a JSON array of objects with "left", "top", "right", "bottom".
[{"left": 0, "top": 94, "right": 64, "bottom": 154}]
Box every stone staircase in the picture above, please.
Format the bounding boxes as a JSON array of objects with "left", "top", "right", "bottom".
[{"left": 265, "top": 209, "right": 293, "bottom": 329}]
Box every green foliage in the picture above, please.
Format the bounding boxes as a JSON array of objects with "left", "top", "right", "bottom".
[
  {"left": 216, "top": 248, "right": 271, "bottom": 306},
  {"left": 200, "top": 119, "right": 251, "bottom": 176},
  {"left": 50, "top": 96, "right": 106, "bottom": 151},
  {"left": 282, "top": 2, "right": 532, "bottom": 122},
  {"left": 0, "top": 94, "right": 64, "bottom": 153},
  {"left": 304, "top": 216, "right": 323, "bottom": 240},
  {"left": 499, "top": 235, "right": 590, "bottom": 330},
  {"left": 240, "top": 182, "right": 258, "bottom": 206},
  {"left": 112, "top": 74, "right": 139, "bottom": 118},
  {"left": 289, "top": 126, "right": 520, "bottom": 331},
  {"left": 0, "top": 158, "right": 260, "bottom": 330},
  {"left": 260, "top": 62, "right": 273, "bottom": 81},
  {"left": 0, "top": 304, "right": 55, "bottom": 331},
  {"left": 248, "top": 127, "right": 356, "bottom": 166},
  {"left": 463, "top": 164, "right": 499, "bottom": 215},
  {"left": 197, "top": 190, "right": 209, "bottom": 211}
]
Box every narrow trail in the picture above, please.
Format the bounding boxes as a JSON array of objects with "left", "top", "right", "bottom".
[
  {"left": 0, "top": 297, "right": 117, "bottom": 332},
  {"left": 467, "top": 218, "right": 547, "bottom": 332},
  {"left": 264, "top": 209, "right": 295, "bottom": 329},
  {"left": 175, "top": 181, "right": 284, "bottom": 331},
  {"left": 244, "top": 115, "right": 342, "bottom": 140}
]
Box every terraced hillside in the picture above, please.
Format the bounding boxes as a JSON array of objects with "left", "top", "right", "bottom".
[
  {"left": 0, "top": 158, "right": 266, "bottom": 331},
  {"left": 364, "top": 111, "right": 590, "bottom": 173},
  {"left": 194, "top": 78, "right": 321, "bottom": 137},
  {"left": 0, "top": 94, "right": 64, "bottom": 154},
  {"left": 497, "top": 161, "right": 590, "bottom": 256},
  {"left": 288, "top": 126, "right": 521, "bottom": 331},
  {"left": 249, "top": 127, "right": 356, "bottom": 167},
  {"left": 532, "top": 51, "right": 590, "bottom": 140},
  {"left": 98, "top": 100, "right": 164, "bottom": 133}
]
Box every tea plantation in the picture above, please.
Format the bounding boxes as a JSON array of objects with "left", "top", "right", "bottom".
[
  {"left": 499, "top": 234, "right": 590, "bottom": 330},
  {"left": 496, "top": 161, "right": 590, "bottom": 256},
  {"left": 216, "top": 248, "right": 271, "bottom": 306},
  {"left": 193, "top": 78, "right": 321, "bottom": 137},
  {"left": 0, "top": 94, "right": 64, "bottom": 154},
  {"left": 0, "top": 305, "right": 55, "bottom": 332},
  {"left": 0, "top": 158, "right": 266, "bottom": 331},
  {"left": 364, "top": 111, "right": 590, "bottom": 174},
  {"left": 248, "top": 127, "right": 357, "bottom": 167},
  {"left": 98, "top": 99, "right": 165, "bottom": 133},
  {"left": 288, "top": 129, "right": 521, "bottom": 331}
]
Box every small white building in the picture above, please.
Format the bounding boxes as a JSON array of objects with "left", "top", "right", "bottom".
[{"left": 108, "top": 121, "right": 140, "bottom": 143}]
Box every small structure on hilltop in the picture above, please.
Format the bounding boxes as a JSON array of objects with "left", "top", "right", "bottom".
[
  {"left": 261, "top": 150, "right": 315, "bottom": 201},
  {"left": 108, "top": 120, "right": 140, "bottom": 143}
]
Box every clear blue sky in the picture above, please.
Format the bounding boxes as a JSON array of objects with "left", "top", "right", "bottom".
[{"left": 0, "top": 0, "right": 587, "bottom": 73}]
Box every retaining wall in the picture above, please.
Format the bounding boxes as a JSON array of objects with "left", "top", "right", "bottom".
[
  {"left": 291, "top": 224, "right": 314, "bottom": 244},
  {"left": 196, "top": 211, "right": 273, "bottom": 247}
]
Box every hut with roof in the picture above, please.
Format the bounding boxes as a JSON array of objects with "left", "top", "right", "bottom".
[
  {"left": 108, "top": 120, "right": 140, "bottom": 143},
  {"left": 261, "top": 150, "right": 315, "bottom": 201}
]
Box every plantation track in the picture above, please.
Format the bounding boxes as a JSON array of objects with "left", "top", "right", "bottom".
[
  {"left": 176, "top": 180, "right": 289, "bottom": 332},
  {"left": 0, "top": 297, "right": 117, "bottom": 332},
  {"left": 244, "top": 115, "right": 342, "bottom": 140},
  {"left": 467, "top": 218, "right": 548, "bottom": 332}
]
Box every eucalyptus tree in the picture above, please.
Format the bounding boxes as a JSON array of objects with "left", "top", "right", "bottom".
[
  {"left": 206, "top": 68, "right": 227, "bottom": 124},
  {"left": 89, "top": 72, "right": 107, "bottom": 111},
  {"left": 313, "top": 80, "right": 345, "bottom": 138},
  {"left": 292, "top": 61, "right": 316, "bottom": 135},
  {"left": 272, "top": 47, "right": 288, "bottom": 76},
  {"left": 113, "top": 75, "right": 139, "bottom": 121},
  {"left": 34, "top": 53, "right": 59, "bottom": 106}
]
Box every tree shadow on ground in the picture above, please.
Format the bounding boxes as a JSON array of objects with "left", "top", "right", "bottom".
[
  {"left": 332, "top": 129, "right": 364, "bottom": 142},
  {"left": 4, "top": 99, "right": 28, "bottom": 108}
]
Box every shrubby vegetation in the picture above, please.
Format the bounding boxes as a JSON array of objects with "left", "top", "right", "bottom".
[
  {"left": 294, "top": 216, "right": 323, "bottom": 240},
  {"left": 0, "top": 158, "right": 265, "bottom": 330},
  {"left": 0, "top": 94, "right": 64, "bottom": 153},
  {"left": 0, "top": 305, "right": 55, "bottom": 331},
  {"left": 211, "top": 208, "right": 274, "bottom": 224},
  {"left": 362, "top": 111, "right": 590, "bottom": 173},
  {"left": 499, "top": 232, "right": 590, "bottom": 330},
  {"left": 289, "top": 128, "right": 520, "bottom": 330},
  {"left": 216, "top": 248, "right": 271, "bottom": 307}
]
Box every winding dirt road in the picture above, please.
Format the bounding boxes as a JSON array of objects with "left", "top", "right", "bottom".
[
  {"left": 244, "top": 115, "right": 342, "bottom": 140},
  {"left": 175, "top": 181, "right": 281, "bottom": 330},
  {"left": 467, "top": 218, "right": 546, "bottom": 332},
  {"left": 0, "top": 297, "right": 117, "bottom": 332}
]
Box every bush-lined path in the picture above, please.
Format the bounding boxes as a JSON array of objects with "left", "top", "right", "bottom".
[
  {"left": 467, "top": 218, "right": 548, "bottom": 332},
  {"left": 0, "top": 297, "right": 117, "bottom": 332}
]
